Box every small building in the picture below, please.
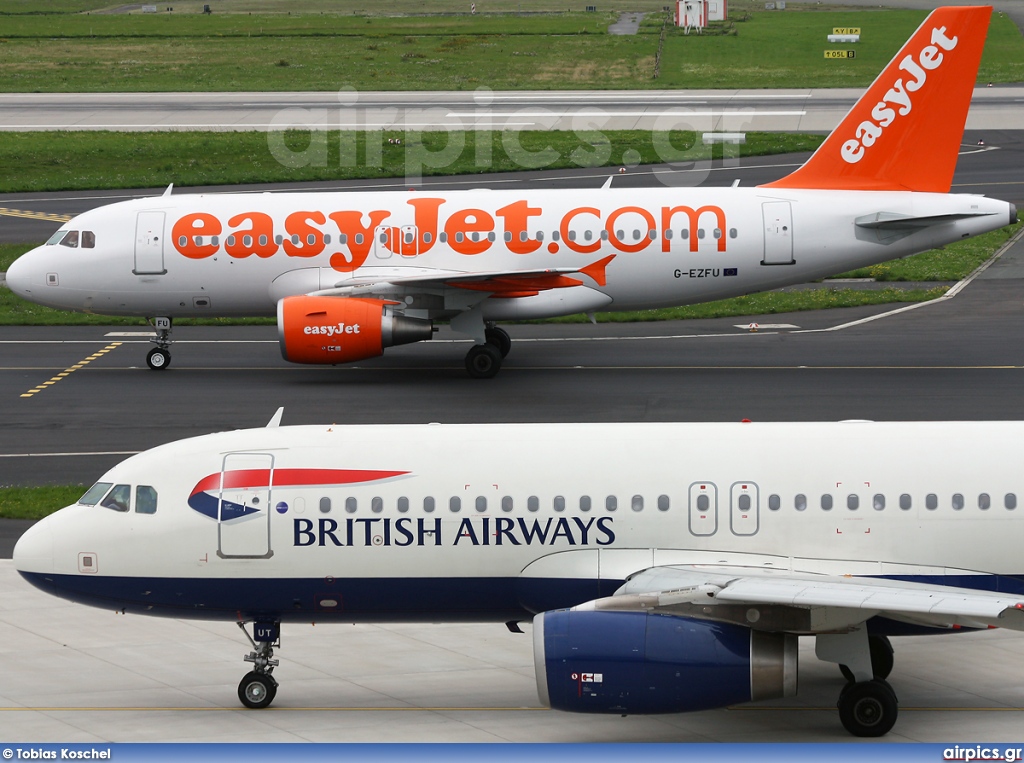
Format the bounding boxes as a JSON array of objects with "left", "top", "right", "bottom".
[
  {"left": 675, "top": 0, "right": 726, "bottom": 29},
  {"left": 676, "top": 0, "right": 707, "bottom": 30}
]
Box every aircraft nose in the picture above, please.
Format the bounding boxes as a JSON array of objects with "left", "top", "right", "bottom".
[
  {"left": 4, "top": 248, "right": 38, "bottom": 299},
  {"left": 13, "top": 518, "right": 53, "bottom": 575}
]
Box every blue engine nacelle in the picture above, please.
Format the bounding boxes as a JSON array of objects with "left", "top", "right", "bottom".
[{"left": 534, "top": 609, "right": 798, "bottom": 714}]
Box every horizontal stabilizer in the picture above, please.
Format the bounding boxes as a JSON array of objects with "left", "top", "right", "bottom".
[{"left": 855, "top": 210, "right": 999, "bottom": 230}]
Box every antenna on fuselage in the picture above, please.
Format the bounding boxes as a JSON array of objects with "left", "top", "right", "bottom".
[
  {"left": 162, "top": 183, "right": 174, "bottom": 197},
  {"left": 266, "top": 407, "right": 284, "bottom": 428},
  {"left": 601, "top": 176, "right": 614, "bottom": 190}
]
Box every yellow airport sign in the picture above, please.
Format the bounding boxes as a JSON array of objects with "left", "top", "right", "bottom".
[
  {"left": 824, "top": 50, "right": 857, "bottom": 59},
  {"left": 833, "top": 27, "right": 861, "bottom": 34}
]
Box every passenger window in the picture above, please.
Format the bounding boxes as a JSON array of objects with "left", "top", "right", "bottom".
[
  {"left": 606, "top": 495, "right": 617, "bottom": 511},
  {"left": 873, "top": 494, "right": 885, "bottom": 511},
  {"left": 449, "top": 496, "right": 461, "bottom": 513},
  {"left": 501, "top": 496, "right": 513, "bottom": 512},
  {"left": 729, "top": 228, "right": 738, "bottom": 239},
  {"left": 423, "top": 496, "right": 435, "bottom": 513},
  {"left": 100, "top": 484, "right": 130, "bottom": 512},
  {"left": 79, "top": 482, "right": 113, "bottom": 506},
  {"left": 527, "top": 496, "right": 539, "bottom": 512},
  {"left": 926, "top": 493, "right": 938, "bottom": 510},
  {"left": 476, "top": 496, "right": 487, "bottom": 512},
  {"left": 60, "top": 230, "right": 80, "bottom": 248},
  {"left": 579, "top": 495, "right": 591, "bottom": 512},
  {"left": 768, "top": 494, "right": 780, "bottom": 511},
  {"left": 900, "top": 494, "right": 912, "bottom": 510},
  {"left": 320, "top": 497, "right": 331, "bottom": 513},
  {"left": 398, "top": 496, "right": 409, "bottom": 513},
  {"left": 658, "top": 494, "right": 670, "bottom": 511},
  {"left": 82, "top": 231, "right": 96, "bottom": 248},
  {"left": 632, "top": 494, "right": 644, "bottom": 512},
  {"left": 821, "top": 494, "right": 833, "bottom": 511},
  {"left": 554, "top": 496, "right": 565, "bottom": 512},
  {"left": 978, "top": 493, "right": 990, "bottom": 510},
  {"left": 738, "top": 494, "right": 751, "bottom": 511},
  {"left": 847, "top": 494, "right": 859, "bottom": 510},
  {"left": 372, "top": 497, "right": 383, "bottom": 513},
  {"left": 345, "top": 497, "right": 357, "bottom": 513},
  {"left": 696, "top": 494, "right": 709, "bottom": 511},
  {"left": 795, "top": 494, "right": 807, "bottom": 511},
  {"left": 1006, "top": 493, "right": 1017, "bottom": 510},
  {"left": 135, "top": 485, "right": 157, "bottom": 514},
  {"left": 952, "top": 493, "right": 964, "bottom": 511}
]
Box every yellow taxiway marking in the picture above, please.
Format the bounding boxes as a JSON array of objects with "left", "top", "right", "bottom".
[
  {"left": 0, "top": 207, "right": 72, "bottom": 223},
  {"left": 19, "top": 342, "right": 122, "bottom": 398}
]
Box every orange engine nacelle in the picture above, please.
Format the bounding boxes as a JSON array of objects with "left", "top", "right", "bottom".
[{"left": 278, "top": 296, "right": 433, "bottom": 365}]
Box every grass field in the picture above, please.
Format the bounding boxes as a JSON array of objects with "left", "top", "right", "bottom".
[
  {"left": 0, "top": 486, "right": 86, "bottom": 519},
  {"left": 0, "top": 129, "right": 823, "bottom": 193},
  {"left": 0, "top": 6, "right": 1020, "bottom": 91}
]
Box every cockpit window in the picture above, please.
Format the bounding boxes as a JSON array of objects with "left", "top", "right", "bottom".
[
  {"left": 100, "top": 484, "right": 131, "bottom": 512},
  {"left": 79, "top": 482, "right": 112, "bottom": 506},
  {"left": 82, "top": 231, "right": 96, "bottom": 248},
  {"left": 136, "top": 485, "right": 157, "bottom": 514},
  {"left": 59, "top": 231, "right": 80, "bottom": 248}
]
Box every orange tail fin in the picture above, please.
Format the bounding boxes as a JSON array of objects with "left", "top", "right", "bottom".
[{"left": 763, "top": 6, "right": 991, "bottom": 193}]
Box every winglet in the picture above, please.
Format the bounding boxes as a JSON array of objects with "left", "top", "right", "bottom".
[
  {"left": 762, "top": 6, "right": 992, "bottom": 193},
  {"left": 266, "top": 407, "right": 284, "bottom": 428},
  {"left": 579, "top": 254, "right": 616, "bottom": 287}
]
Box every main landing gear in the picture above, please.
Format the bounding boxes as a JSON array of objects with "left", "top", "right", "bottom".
[
  {"left": 818, "top": 629, "right": 899, "bottom": 737},
  {"left": 237, "top": 620, "right": 280, "bottom": 709},
  {"left": 146, "top": 316, "right": 172, "bottom": 371},
  {"left": 464, "top": 325, "right": 511, "bottom": 379}
]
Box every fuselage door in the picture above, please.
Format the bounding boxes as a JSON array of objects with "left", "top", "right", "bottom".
[
  {"left": 688, "top": 482, "right": 718, "bottom": 536},
  {"left": 134, "top": 211, "right": 167, "bottom": 275},
  {"left": 217, "top": 452, "right": 274, "bottom": 559},
  {"left": 761, "top": 201, "right": 794, "bottom": 265},
  {"left": 730, "top": 481, "right": 759, "bottom": 536}
]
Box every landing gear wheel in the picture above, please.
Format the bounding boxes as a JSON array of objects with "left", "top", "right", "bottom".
[
  {"left": 837, "top": 679, "right": 898, "bottom": 737},
  {"left": 465, "top": 343, "right": 502, "bottom": 379},
  {"left": 238, "top": 671, "right": 278, "bottom": 709},
  {"left": 146, "top": 347, "right": 171, "bottom": 370},
  {"left": 839, "top": 634, "right": 894, "bottom": 681},
  {"left": 485, "top": 326, "right": 512, "bottom": 358}
]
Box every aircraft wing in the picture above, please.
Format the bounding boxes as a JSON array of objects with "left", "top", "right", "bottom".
[
  {"left": 576, "top": 565, "right": 1024, "bottom": 633},
  {"left": 310, "top": 254, "right": 615, "bottom": 298}
]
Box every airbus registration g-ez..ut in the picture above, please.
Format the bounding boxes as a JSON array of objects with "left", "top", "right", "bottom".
[
  {"left": 5, "top": 7, "right": 1016, "bottom": 378},
  {"left": 14, "top": 416, "right": 1024, "bottom": 737}
]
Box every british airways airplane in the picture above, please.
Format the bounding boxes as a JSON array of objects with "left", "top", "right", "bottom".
[
  {"left": 13, "top": 415, "right": 1024, "bottom": 737},
  {"left": 3, "top": 7, "right": 1015, "bottom": 377}
]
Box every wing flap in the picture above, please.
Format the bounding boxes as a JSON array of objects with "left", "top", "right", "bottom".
[{"left": 600, "top": 565, "right": 1024, "bottom": 633}]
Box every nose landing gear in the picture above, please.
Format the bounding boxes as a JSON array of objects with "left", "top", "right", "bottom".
[
  {"left": 146, "top": 316, "right": 173, "bottom": 371},
  {"left": 237, "top": 620, "right": 280, "bottom": 709}
]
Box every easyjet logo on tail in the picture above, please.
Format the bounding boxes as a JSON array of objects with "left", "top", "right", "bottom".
[{"left": 841, "top": 25, "right": 958, "bottom": 165}]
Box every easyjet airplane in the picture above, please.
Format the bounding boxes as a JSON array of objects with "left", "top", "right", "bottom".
[
  {"left": 13, "top": 415, "right": 1024, "bottom": 736},
  {"left": 4, "top": 7, "right": 1016, "bottom": 377}
]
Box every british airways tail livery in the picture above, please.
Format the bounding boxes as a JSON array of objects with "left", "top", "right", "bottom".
[
  {"left": 14, "top": 417, "right": 1024, "bottom": 737},
  {"left": 4, "top": 6, "right": 1015, "bottom": 378}
]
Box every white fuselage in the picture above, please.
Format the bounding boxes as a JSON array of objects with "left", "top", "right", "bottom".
[
  {"left": 6, "top": 187, "right": 1013, "bottom": 320},
  {"left": 14, "top": 421, "right": 1024, "bottom": 624}
]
